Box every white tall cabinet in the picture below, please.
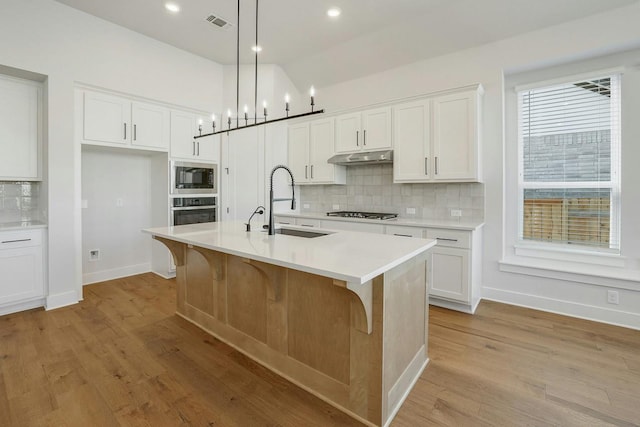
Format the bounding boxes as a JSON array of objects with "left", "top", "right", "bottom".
[
  {"left": 288, "top": 118, "right": 345, "bottom": 185},
  {"left": 393, "top": 85, "right": 482, "bottom": 183},
  {"left": 0, "top": 75, "right": 42, "bottom": 181}
]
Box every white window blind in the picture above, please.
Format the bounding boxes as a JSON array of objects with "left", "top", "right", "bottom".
[{"left": 517, "top": 74, "right": 621, "bottom": 251}]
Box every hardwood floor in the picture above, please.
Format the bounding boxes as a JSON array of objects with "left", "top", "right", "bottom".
[{"left": 1, "top": 273, "right": 639, "bottom": 426}]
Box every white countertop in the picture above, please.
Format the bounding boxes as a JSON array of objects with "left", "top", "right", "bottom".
[
  {"left": 274, "top": 211, "right": 484, "bottom": 231},
  {"left": 144, "top": 221, "right": 436, "bottom": 285},
  {"left": 0, "top": 220, "right": 48, "bottom": 231}
]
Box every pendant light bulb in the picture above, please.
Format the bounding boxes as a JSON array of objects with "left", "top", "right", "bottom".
[
  {"left": 310, "top": 86, "right": 316, "bottom": 97},
  {"left": 285, "top": 93, "right": 290, "bottom": 103}
]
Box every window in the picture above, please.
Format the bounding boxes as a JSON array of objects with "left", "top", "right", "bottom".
[{"left": 517, "top": 74, "right": 621, "bottom": 252}]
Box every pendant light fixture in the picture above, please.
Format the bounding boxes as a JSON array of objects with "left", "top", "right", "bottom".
[{"left": 194, "top": 0, "right": 324, "bottom": 140}]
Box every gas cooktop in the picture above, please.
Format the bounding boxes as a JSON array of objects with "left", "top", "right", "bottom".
[{"left": 326, "top": 211, "right": 398, "bottom": 220}]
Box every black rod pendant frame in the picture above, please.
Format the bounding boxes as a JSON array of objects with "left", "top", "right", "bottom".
[{"left": 194, "top": 109, "right": 324, "bottom": 139}]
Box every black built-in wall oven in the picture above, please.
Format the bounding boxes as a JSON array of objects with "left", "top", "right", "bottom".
[{"left": 171, "top": 197, "right": 217, "bottom": 226}]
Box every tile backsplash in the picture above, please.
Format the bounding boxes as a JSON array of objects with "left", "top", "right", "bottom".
[
  {"left": 299, "top": 164, "right": 484, "bottom": 221},
  {"left": 0, "top": 182, "right": 44, "bottom": 223}
]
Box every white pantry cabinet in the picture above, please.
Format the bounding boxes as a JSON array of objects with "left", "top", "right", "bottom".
[
  {"left": 0, "top": 229, "right": 46, "bottom": 313},
  {"left": 0, "top": 75, "right": 42, "bottom": 181},
  {"left": 335, "top": 107, "right": 392, "bottom": 153},
  {"left": 393, "top": 86, "right": 482, "bottom": 183},
  {"left": 82, "top": 90, "right": 170, "bottom": 151},
  {"left": 170, "top": 111, "right": 219, "bottom": 163},
  {"left": 288, "top": 118, "right": 346, "bottom": 185}
]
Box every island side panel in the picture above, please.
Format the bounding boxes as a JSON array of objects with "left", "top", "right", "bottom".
[{"left": 382, "top": 252, "right": 429, "bottom": 422}]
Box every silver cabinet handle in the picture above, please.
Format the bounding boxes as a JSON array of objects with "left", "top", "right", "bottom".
[
  {"left": 436, "top": 237, "right": 458, "bottom": 242},
  {"left": 192, "top": 140, "right": 196, "bottom": 156},
  {"left": 363, "top": 129, "right": 367, "bottom": 146},
  {"left": 424, "top": 157, "right": 428, "bottom": 175},
  {"left": 305, "top": 165, "right": 308, "bottom": 179},
  {"left": 133, "top": 124, "right": 137, "bottom": 141},
  {"left": 435, "top": 157, "right": 439, "bottom": 175},
  {"left": 2, "top": 238, "right": 31, "bottom": 244},
  {"left": 300, "top": 224, "right": 314, "bottom": 227},
  {"left": 393, "top": 233, "right": 412, "bottom": 238},
  {"left": 310, "top": 165, "right": 314, "bottom": 179},
  {"left": 123, "top": 123, "right": 127, "bottom": 140},
  {"left": 197, "top": 142, "right": 200, "bottom": 156},
  {"left": 356, "top": 130, "right": 359, "bottom": 146}
]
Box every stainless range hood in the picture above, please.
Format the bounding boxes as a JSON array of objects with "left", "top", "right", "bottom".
[{"left": 327, "top": 150, "right": 393, "bottom": 165}]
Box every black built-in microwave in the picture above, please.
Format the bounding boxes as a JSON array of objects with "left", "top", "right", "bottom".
[{"left": 170, "top": 161, "right": 217, "bottom": 195}]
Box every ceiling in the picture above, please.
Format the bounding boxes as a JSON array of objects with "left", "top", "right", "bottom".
[{"left": 54, "top": 0, "right": 638, "bottom": 90}]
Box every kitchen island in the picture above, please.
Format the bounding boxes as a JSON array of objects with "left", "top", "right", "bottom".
[{"left": 143, "top": 221, "right": 436, "bottom": 427}]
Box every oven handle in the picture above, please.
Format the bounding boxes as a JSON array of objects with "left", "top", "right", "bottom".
[{"left": 171, "top": 205, "right": 217, "bottom": 211}]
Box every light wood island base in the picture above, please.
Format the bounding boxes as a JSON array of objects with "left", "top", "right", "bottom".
[{"left": 154, "top": 236, "right": 429, "bottom": 427}]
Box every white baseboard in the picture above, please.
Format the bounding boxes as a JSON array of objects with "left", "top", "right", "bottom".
[
  {"left": 429, "top": 297, "right": 479, "bottom": 314},
  {"left": 483, "top": 286, "right": 640, "bottom": 331},
  {"left": 82, "top": 263, "right": 151, "bottom": 285},
  {"left": 0, "top": 298, "right": 46, "bottom": 316},
  {"left": 46, "top": 290, "right": 79, "bottom": 311}
]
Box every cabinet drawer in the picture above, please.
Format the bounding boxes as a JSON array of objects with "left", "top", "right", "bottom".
[
  {"left": 273, "top": 216, "right": 294, "bottom": 225},
  {"left": 295, "top": 218, "right": 321, "bottom": 228},
  {"left": 323, "top": 220, "right": 384, "bottom": 234},
  {"left": 0, "top": 229, "right": 42, "bottom": 249},
  {"left": 385, "top": 225, "right": 424, "bottom": 238},
  {"left": 425, "top": 228, "right": 470, "bottom": 249}
]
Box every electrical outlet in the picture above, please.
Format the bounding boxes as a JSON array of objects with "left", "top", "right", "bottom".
[
  {"left": 81, "top": 199, "right": 88, "bottom": 209},
  {"left": 303, "top": 203, "right": 310, "bottom": 209},
  {"left": 332, "top": 204, "right": 340, "bottom": 210},
  {"left": 406, "top": 207, "right": 416, "bottom": 215},
  {"left": 89, "top": 249, "right": 100, "bottom": 262},
  {"left": 116, "top": 198, "right": 124, "bottom": 207},
  {"left": 451, "top": 209, "right": 462, "bottom": 217},
  {"left": 607, "top": 290, "right": 619, "bottom": 305}
]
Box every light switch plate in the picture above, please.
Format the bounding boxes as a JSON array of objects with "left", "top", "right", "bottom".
[
  {"left": 451, "top": 209, "right": 462, "bottom": 217},
  {"left": 332, "top": 204, "right": 340, "bottom": 210},
  {"left": 406, "top": 207, "right": 416, "bottom": 215},
  {"left": 303, "top": 203, "right": 310, "bottom": 209}
]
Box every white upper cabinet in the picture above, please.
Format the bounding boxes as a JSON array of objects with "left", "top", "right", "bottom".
[
  {"left": 131, "top": 102, "right": 170, "bottom": 150},
  {"left": 393, "top": 86, "right": 482, "bottom": 183},
  {"left": 288, "top": 118, "right": 345, "bottom": 185},
  {"left": 0, "top": 75, "right": 42, "bottom": 181},
  {"left": 393, "top": 99, "right": 431, "bottom": 182},
  {"left": 170, "top": 111, "right": 219, "bottom": 163},
  {"left": 335, "top": 107, "right": 392, "bottom": 153},
  {"left": 82, "top": 90, "right": 169, "bottom": 151},
  {"left": 432, "top": 89, "right": 480, "bottom": 181}
]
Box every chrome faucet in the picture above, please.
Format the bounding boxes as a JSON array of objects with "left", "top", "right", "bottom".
[{"left": 268, "top": 165, "right": 296, "bottom": 235}]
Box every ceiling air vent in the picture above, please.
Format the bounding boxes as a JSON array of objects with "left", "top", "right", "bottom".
[{"left": 205, "top": 14, "right": 233, "bottom": 30}]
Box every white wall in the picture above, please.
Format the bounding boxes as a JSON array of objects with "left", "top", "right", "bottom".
[
  {"left": 316, "top": 4, "right": 640, "bottom": 329},
  {"left": 81, "top": 147, "right": 162, "bottom": 284},
  {"left": 0, "top": 0, "right": 223, "bottom": 309}
]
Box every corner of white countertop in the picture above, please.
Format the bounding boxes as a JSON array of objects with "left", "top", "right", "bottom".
[{"left": 273, "top": 211, "right": 484, "bottom": 231}]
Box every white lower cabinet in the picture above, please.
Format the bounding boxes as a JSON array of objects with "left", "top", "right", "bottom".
[
  {"left": 0, "top": 229, "right": 46, "bottom": 313},
  {"left": 324, "top": 220, "right": 384, "bottom": 234}
]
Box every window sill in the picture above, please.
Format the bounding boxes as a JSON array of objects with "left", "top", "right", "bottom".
[
  {"left": 499, "top": 254, "right": 640, "bottom": 290},
  {"left": 514, "top": 244, "right": 624, "bottom": 268}
]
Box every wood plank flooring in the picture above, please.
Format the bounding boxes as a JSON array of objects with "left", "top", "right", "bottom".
[{"left": 1, "top": 273, "right": 639, "bottom": 426}]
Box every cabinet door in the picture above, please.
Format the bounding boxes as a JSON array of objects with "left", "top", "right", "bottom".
[
  {"left": 0, "top": 231, "right": 44, "bottom": 305},
  {"left": 393, "top": 100, "right": 430, "bottom": 182},
  {"left": 429, "top": 246, "right": 470, "bottom": 303},
  {"left": 335, "top": 112, "right": 361, "bottom": 153},
  {"left": 432, "top": 90, "right": 478, "bottom": 181},
  {"left": 361, "top": 107, "right": 392, "bottom": 150},
  {"left": 83, "top": 91, "right": 130, "bottom": 145},
  {"left": 288, "top": 123, "right": 310, "bottom": 184},
  {"left": 196, "top": 134, "right": 220, "bottom": 163},
  {"left": 170, "top": 111, "right": 197, "bottom": 160},
  {"left": 309, "top": 118, "right": 336, "bottom": 183},
  {"left": 131, "top": 102, "right": 169, "bottom": 150},
  {"left": 0, "top": 76, "right": 40, "bottom": 180}
]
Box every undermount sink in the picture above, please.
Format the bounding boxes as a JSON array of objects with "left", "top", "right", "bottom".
[{"left": 275, "top": 228, "right": 329, "bottom": 238}]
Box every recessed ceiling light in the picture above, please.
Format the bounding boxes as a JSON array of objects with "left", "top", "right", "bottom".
[
  {"left": 327, "top": 7, "right": 341, "bottom": 18},
  {"left": 165, "top": 2, "right": 180, "bottom": 13},
  {"left": 252, "top": 45, "right": 262, "bottom": 53}
]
